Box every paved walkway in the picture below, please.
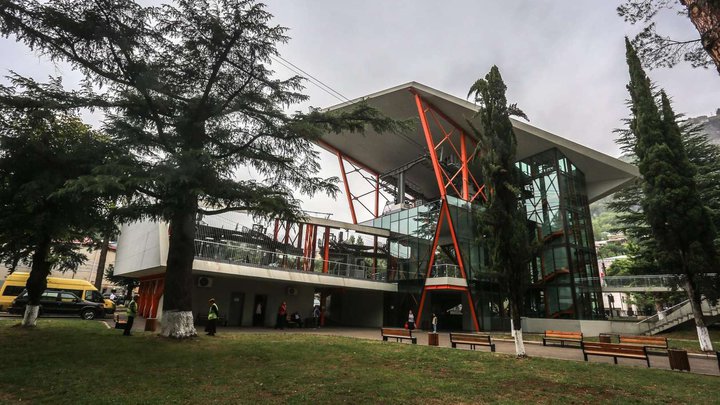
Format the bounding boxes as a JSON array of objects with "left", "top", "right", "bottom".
[{"left": 101, "top": 316, "right": 720, "bottom": 376}]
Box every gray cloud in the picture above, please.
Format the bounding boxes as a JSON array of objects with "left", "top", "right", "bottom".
[{"left": 1, "top": 1, "right": 718, "bottom": 223}]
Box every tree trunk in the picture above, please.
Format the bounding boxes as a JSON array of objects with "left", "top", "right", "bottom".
[
  {"left": 160, "top": 198, "right": 198, "bottom": 339},
  {"left": 683, "top": 0, "right": 720, "bottom": 74},
  {"left": 511, "top": 300, "right": 527, "bottom": 358},
  {"left": 684, "top": 276, "right": 714, "bottom": 351},
  {"left": 93, "top": 236, "right": 110, "bottom": 291},
  {"left": 22, "top": 236, "right": 52, "bottom": 327}
]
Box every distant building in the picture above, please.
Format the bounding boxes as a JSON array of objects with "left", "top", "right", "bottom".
[{"left": 687, "top": 108, "right": 720, "bottom": 144}]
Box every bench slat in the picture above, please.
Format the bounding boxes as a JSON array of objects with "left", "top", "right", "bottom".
[
  {"left": 543, "top": 330, "right": 583, "bottom": 348},
  {"left": 619, "top": 335, "right": 668, "bottom": 349},
  {"left": 449, "top": 333, "right": 495, "bottom": 352},
  {"left": 582, "top": 342, "right": 650, "bottom": 367},
  {"left": 381, "top": 328, "right": 416, "bottom": 344}
]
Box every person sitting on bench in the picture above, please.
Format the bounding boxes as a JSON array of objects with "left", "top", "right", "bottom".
[{"left": 290, "top": 311, "right": 303, "bottom": 328}]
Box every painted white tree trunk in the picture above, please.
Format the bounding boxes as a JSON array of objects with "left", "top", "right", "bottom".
[
  {"left": 22, "top": 305, "right": 39, "bottom": 327},
  {"left": 697, "top": 325, "right": 714, "bottom": 352},
  {"left": 510, "top": 318, "right": 516, "bottom": 337},
  {"left": 160, "top": 310, "right": 197, "bottom": 339},
  {"left": 514, "top": 328, "right": 527, "bottom": 358}
]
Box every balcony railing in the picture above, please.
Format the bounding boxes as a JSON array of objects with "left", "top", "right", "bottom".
[
  {"left": 429, "top": 264, "right": 462, "bottom": 278},
  {"left": 194, "top": 239, "right": 412, "bottom": 283}
]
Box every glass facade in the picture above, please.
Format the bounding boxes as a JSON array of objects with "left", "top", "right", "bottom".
[
  {"left": 364, "top": 147, "right": 604, "bottom": 328},
  {"left": 519, "top": 149, "right": 603, "bottom": 320}
]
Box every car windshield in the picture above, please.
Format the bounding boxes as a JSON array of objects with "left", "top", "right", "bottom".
[{"left": 85, "top": 290, "right": 104, "bottom": 303}]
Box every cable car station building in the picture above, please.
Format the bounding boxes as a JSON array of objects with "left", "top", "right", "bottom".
[{"left": 114, "top": 82, "right": 638, "bottom": 331}]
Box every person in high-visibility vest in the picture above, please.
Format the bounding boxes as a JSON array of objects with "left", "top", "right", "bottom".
[
  {"left": 206, "top": 298, "right": 219, "bottom": 336},
  {"left": 124, "top": 294, "right": 139, "bottom": 336}
]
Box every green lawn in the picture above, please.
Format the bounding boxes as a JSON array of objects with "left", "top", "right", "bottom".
[{"left": 1, "top": 320, "right": 718, "bottom": 404}]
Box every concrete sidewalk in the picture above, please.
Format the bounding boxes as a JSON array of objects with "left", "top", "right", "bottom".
[{"left": 116, "top": 317, "right": 719, "bottom": 377}]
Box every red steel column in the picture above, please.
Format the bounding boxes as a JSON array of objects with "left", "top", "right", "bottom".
[
  {"left": 337, "top": 152, "right": 358, "bottom": 224},
  {"left": 296, "top": 224, "right": 304, "bottom": 270},
  {"left": 414, "top": 94, "right": 446, "bottom": 198},
  {"left": 461, "top": 132, "right": 469, "bottom": 200},
  {"left": 416, "top": 204, "right": 446, "bottom": 327},
  {"left": 322, "top": 227, "right": 330, "bottom": 273}
]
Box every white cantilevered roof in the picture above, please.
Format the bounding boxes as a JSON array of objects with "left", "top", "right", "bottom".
[{"left": 318, "top": 82, "right": 638, "bottom": 203}]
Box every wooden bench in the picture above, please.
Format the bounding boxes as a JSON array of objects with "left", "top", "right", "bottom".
[
  {"left": 582, "top": 342, "right": 650, "bottom": 367},
  {"left": 542, "top": 330, "right": 583, "bottom": 348},
  {"left": 381, "top": 328, "right": 417, "bottom": 344},
  {"left": 450, "top": 333, "right": 496, "bottom": 352},
  {"left": 619, "top": 335, "right": 668, "bottom": 352}
]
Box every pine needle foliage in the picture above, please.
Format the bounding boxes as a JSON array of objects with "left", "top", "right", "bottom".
[{"left": 0, "top": 0, "right": 402, "bottom": 336}]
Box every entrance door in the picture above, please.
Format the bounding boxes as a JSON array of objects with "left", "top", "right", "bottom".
[
  {"left": 432, "top": 291, "right": 463, "bottom": 331},
  {"left": 228, "top": 292, "right": 245, "bottom": 327},
  {"left": 252, "top": 294, "right": 267, "bottom": 326}
]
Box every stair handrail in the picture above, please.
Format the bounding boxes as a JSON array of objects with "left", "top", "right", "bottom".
[{"left": 637, "top": 299, "right": 690, "bottom": 325}]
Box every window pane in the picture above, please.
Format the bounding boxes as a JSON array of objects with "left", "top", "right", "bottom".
[{"left": 2, "top": 286, "right": 25, "bottom": 296}]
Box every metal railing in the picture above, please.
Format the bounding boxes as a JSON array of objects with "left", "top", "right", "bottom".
[
  {"left": 194, "top": 239, "right": 414, "bottom": 283},
  {"left": 636, "top": 298, "right": 720, "bottom": 335},
  {"left": 429, "top": 264, "right": 462, "bottom": 278},
  {"left": 637, "top": 299, "right": 690, "bottom": 326},
  {"left": 602, "top": 274, "right": 677, "bottom": 289},
  {"left": 576, "top": 274, "right": 678, "bottom": 289}
]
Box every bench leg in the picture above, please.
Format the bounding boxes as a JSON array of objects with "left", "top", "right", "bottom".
[
  {"left": 491, "top": 344, "right": 496, "bottom": 352},
  {"left": 646, "top": 357, "right": 650, "bottom": 368},
  {"left": 583, "top": 353, "right": 588, "bottom": 362},
  {"left": 470, "top": 345, "right": 475, "bottom": 351},
  {"left": 542, "top": 339, "right": 546, "bottom": 346},
  {"left": 613, "top": 356, "right": 618, "bottom": 365},
  {"left": 383, "top": 336, "right": 388, "bottom": 342},
  {"left": 412, "top": 338, "right": 417, "bottom": 344},
  {"left": 452, "top": 343, "right": 456, "bottom": 349}
]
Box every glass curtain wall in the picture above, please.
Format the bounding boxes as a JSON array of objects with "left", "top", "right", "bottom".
[{"left": 519, "top": 148, "right": 603, "bottom": 320}]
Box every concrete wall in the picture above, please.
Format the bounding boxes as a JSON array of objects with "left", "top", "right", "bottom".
[
  {"left": 189, "top": 274, "right": 385, "bottom": 328},
  {"left": 521, "top": 317, "right": 643, "bottom": 336},
  {"left": 115, "top": 221, "right": 167, "bottom": 276},
  {"left": 192, "top": 275, "right": 315, "bottom": 327}
]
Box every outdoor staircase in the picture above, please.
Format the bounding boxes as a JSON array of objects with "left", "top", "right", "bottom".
[{"left": 638, "top": 298, "right": 720, "bottom": 336}]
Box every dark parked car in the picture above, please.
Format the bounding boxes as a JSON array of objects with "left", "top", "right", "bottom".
[
  {"left": 8, "top": 290, "right": 105, "bottom": 320},
  {"left": 103, "top": 292, "right": 126, "bottom": 306}
]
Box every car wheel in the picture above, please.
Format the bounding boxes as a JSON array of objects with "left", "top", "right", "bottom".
[{"left": 81, "top": 309, "right": 96, "bottom": 320}]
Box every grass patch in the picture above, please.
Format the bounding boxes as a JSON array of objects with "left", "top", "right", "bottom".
[{"left": 1, "top": 320, "right": 718, "bottom": 404}]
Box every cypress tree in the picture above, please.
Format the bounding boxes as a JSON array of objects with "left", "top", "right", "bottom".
[
  {"left": 625, "top": 38, "right": 718, "bottom": 351},
  {"left": 468, "top": 66, "right": 533, "bottom": 358}
]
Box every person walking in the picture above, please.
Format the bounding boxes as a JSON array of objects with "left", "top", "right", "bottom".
[
  {"left": 123, "top": 294, "right": 139, "bottom": 336},
  {"left": 407, "top": 310, "right": 415, "bottom": 331},
  {"left": 313, "top": 305, "right": 321, "bottom": 329},
  {"left": 275, "top": 301, "right": 287, "bottom": 329},
  {"left": 254, "top": 301, "right": 263, "bottom": 326},
  {"left": 431, "top": 313, "right": 438, "bottom": 333},
  {"left": 206, "top": 298, "right": 219, "bottom": 336}
]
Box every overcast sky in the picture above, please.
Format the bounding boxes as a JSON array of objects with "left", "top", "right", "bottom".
[
  {"left": 1, "top": 1, "right": 719, "bottom": 225},
  {"left": 264, "top": 1, "right": 720, "bottom": 221}
]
